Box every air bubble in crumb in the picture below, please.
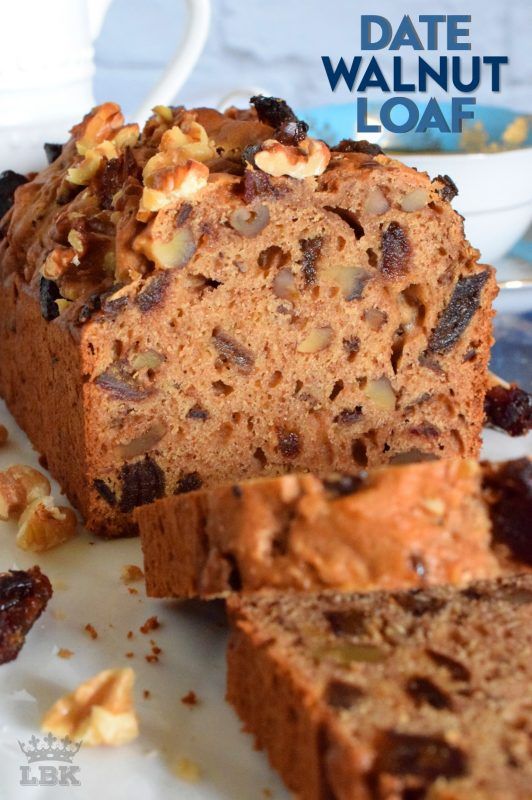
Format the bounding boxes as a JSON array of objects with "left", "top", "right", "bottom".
[{"left": 173, "top": 757, "right": 201, "bottom": 783}]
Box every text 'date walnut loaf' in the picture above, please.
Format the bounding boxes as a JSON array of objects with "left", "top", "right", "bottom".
[
  {"left": 0, "top": 98, "right": 497, "bottom": 536},
  {"left": 137, "top": 457, "right": 531, "bottom": 599},
  {"left": 227, "top": 575, "right": 532, "bottom": 800}
]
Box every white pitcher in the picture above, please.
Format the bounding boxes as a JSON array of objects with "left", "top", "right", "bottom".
[{"left": 0, "top": 0, "right": 210, "bottom": 172}]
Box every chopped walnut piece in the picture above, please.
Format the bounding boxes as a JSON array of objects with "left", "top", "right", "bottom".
[
  {"left": 17, "top": 498, "right": 77, "bottom": 552},
  {"left": 139, "top": 119, "right": 214, "bottom": 215},
  {"left": 297, "top": 326, "right": 334, "bottom": 353},
  {"left": 0, "top": 425, "right": 7, "bottom": 446},
  {"left": 41, "top": 247, "right": 75, "bottom": 280},
  {"left": 255, "top": 137, "right": 330, "bottom": 179},
  {"left": 121, "top": 565, "right": 144, "bottom": 584},
  {"left": 42, "top": 667, "right": 139, "bottom": 747},
  {"left": 0, "top": 466, "right": 51, "bottom": 521}
]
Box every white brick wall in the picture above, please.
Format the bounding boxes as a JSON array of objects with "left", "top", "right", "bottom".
[{"left": 94, "top": 0, "right": 532, "bottom": 117}]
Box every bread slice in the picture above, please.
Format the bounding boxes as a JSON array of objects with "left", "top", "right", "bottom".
[
  {"left": 227, "top": 574, "right": 532, "bottom": 800},
  {"left": 136, "top": 457, "right": 532, "bottom": 599},
  {"left": 0, "top": 99, "right": 496, "bottom": 536}
]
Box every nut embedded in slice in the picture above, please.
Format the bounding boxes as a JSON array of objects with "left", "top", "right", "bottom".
[
  {"left": 297, "top": 326, "right": 334, "bottom": 353},
  {"left": 42, "top": 667, "right": 139, "bottom": 746},
  {"left": 401, "top": 188, "right": 429, "bottom": 213},
  {"left": 365, "top": 376, "right": 396, "bottom": 411},
  {"left": 16, "top": 497, "right": 77, "bottom": 552}
]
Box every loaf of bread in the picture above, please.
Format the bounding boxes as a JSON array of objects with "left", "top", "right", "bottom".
[
  {"left": 0, "top": 98, "right": 497, "bottom": 536},
  {"left": 137, "top": 457, "right": 531, "bottom": 599},
  {"left": 227, "top": 574, "right": 532, "bottom": 800}
]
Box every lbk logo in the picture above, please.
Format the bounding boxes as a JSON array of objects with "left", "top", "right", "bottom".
[{"left": 18, "top": 733, "right": 82, "bottom": 787}]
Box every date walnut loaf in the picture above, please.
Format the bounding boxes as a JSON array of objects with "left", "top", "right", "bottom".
[
  {"left": 137, "top": 457, "right": 530, "bottom": 599},
  {"left": 0, "top": 98, "right": 497, "bottom": 536},
  {"left": 227, "top": 574, "right": 532, "bottom": 800}
]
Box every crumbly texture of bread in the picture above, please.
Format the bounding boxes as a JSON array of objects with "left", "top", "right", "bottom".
[
  {"left": 137, "top": 458, "right": 502, "bottom": 599},
  {"left": 0, "top": 101, "right": 497, "bottom": 536},
  {"left": 227, "top": 574, "right": 532, "bottom": 800}
]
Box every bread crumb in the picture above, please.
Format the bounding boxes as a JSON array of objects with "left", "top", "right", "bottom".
[
  {"left": 0, "top": 424, "right": 8, "bottom": 445},
  {"left": 57, "top": 648, "right": 74, "bottom": 659},
  {"left": 145, "top": 654, "right": 159, "bottom": 664},
  {"left": 125, "top": 652, "right": 134, "bottom": 659},
  {"left": 127, "top": 630, "right": 134, "bottom": 640},
  {"left": 121, "top": 564, "right": 144, "bottom": 584},
  {"left": 174, "top": 757, "right": 201, "bottom": 783},
  {"left": 143, "top": 689, "right": 151, "bottom": 700},
  {"left": 140, "top": 616, "right": 160, "bottom": 634},
  {"left": 262, "top": 790, "right": 273, "bottom": 799},
  {"left": 52, "top": 609, "right": 66, "bottom": 621},
  {"left": 181, "top": 690, "right": 198, "bottom": 707},
  {"left": 84, "top": 623, "right": 98, "bottom": 640}
]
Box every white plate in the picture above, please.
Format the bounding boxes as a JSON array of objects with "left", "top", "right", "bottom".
[{"left": 0, "top": 399, "right": 530, "bottom": 800}]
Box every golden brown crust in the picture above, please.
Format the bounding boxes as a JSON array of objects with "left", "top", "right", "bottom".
[{"left": 138, "top": 459, "right": 504, "bottom": 599}]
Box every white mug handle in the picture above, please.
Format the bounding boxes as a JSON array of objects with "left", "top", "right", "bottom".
[{"left": 134, "top": 0, "right": 211, "bottom": 123}]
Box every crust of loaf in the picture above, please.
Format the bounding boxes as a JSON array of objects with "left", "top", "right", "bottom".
[{"left": 137, "top": 459, "right": 501, "bottom": 599}]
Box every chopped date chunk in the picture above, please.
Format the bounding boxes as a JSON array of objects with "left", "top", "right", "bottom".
[
  {"left": 375, "top": 731, "right": 467, "bottom": 780},
  {"left": 212, "top": 328, "right": 255, "bottom": 373},
  {"left": 381, "top": 222, "right": 410, "bottom": 280},
  {"left": 39, "top": 277, "right": 61, "bottom": 321},
  {"left": 333, "top": 139, "right": 384, "bottom": 156},
  {"left": 333, "top": 407, "right": 363, "bottom": 425},
  {"left": 325, "top": 607, "right": 367, "bottom": 637},
  {"left": 76, "top": 292, "right": 101, "bottom": 325},
  {"left": 250, "top": 95, "right": 298, "bottom": 128},
  {"left": 483, "top": 457, "right": 532, "bottom": 565},
  {"left": 136, "top": 271, "right": 171, "bottom": 313},
  {"left": 484, "top": 384, "right": 532, "bottom": 437},
  {"left": 325, "top": 680, "right": 364, "bottom": 709},
  {"left": 435, "top": 174, "right": 458, "bottom": 202},
  {"left": 0, "top": 567, "right": 52, "bottom": 664},
  {"left": 299, "top": 237, "right": 323, "bottom": 287},
  {"left": 426, "top": 271, "right": 489, "bottom": 355},
  {"left": 95, "top": 149, "right": 139, "bottom": 210},
  {"left": 277, "top": 429, "right": 301, "bottom": 459},
  {"left": 241, "top": 170, "right": 275, "bottom": 204},
  {"left": 322, "top": 473, "right": 366, "bottom": 497},
  {"left": 275, "top": 119, "right": 309, "bottom": 146},
  {"left": 95, "top": 360, "right": 153, "bottom": 401},
  {"left": 175, "top": 472, "right": 203, "bottom": 494},
  {"left": 405, "top": 676, "right": 453, "bottom": 710},
  {"left": 119, "top": 456, "right": 165, "bottom": 513},
  {"left": 186, "top": 404, "right": 209, "bottom": 421},
  {"left": 0, "top": 170, "right": 28, "bottom": 218}
]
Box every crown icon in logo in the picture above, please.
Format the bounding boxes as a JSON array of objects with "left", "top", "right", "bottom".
[{"left": 18, "top": 733, "right": 82, "bottom": 764}]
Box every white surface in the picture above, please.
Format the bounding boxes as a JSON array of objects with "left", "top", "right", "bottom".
[{"left": 0, "top": 403, "right": 530, "bottom": 800}]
